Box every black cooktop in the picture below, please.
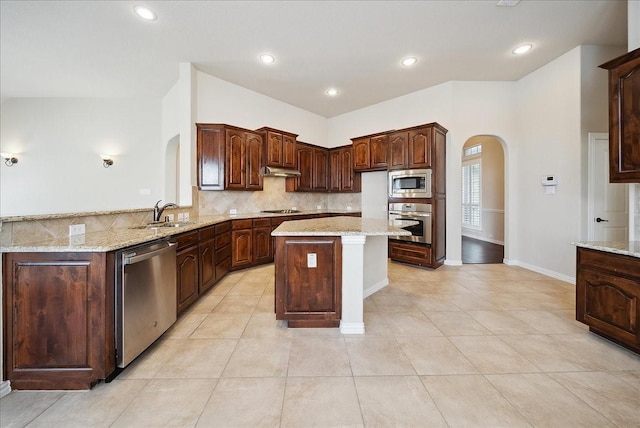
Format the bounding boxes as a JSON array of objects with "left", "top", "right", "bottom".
[{"left": 261, "top": 209, "right": 301, "bottom": 214}]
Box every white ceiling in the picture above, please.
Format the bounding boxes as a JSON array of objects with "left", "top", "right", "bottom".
[{"left": 0, "top": 0, "right": 627, "bottom": 118}]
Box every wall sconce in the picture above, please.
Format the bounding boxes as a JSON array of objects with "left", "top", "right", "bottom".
[
  {"left": 1, "top": 153, "right": 18, "bottom": 167},
  {"left": 100, "top": 154, "right": 114, "bottom": 168}
]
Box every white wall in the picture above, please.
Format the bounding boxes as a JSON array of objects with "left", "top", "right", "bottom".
[
  {"left": 196, "top": 72, "right": 327, "bottom": 145},
  {"left": 0, "top": 98, "right": 163, "bottom": 217},
  {"left": 514, "top": 47, "right": 582, "bottom": 279}
]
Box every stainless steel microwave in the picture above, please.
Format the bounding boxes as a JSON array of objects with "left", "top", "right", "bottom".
[{"left": 388, "top": 169, "right": 432, "bottom": 198}]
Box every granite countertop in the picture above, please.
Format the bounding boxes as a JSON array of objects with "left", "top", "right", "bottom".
[
  {"left": 272, "top": 216, "right": 412, "bottom": 237},
  {"left": 573, "top": 241, "right": 640, "bottom": 259},
  {"left": 0, "top": 210, "right": 360, "bottom": 253}
]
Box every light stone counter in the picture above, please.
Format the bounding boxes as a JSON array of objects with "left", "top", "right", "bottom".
[
  {"left": 573, "top": 241, "right": 640, "bottom": 259},
  {"left": 272, "top": 216, "right": 412, "bottom": 237},
  {"left": 0, "top": 211, "right": 361, "bottom": 253}
]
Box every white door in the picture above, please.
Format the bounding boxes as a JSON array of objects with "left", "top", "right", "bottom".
[{"left": 588, "top": 133, "right": 628, "bottom": 241}]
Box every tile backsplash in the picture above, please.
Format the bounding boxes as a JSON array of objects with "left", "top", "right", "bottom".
[{"left": 197, "top": 177, "right": 361, "bottom": 215}]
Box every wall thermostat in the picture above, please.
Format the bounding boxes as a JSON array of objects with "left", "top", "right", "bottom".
[{"left": 541, "top": 175, "right": 558, "bottom": 186}]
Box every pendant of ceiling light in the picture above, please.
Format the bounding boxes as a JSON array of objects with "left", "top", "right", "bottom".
[
  {"left": 133, "top": 5, "right": 157, "bottom": 21},
  {"left": 512, "top": 44, "right": 533, "bottom": 55}
]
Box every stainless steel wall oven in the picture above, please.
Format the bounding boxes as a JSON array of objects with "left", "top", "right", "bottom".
[{"left": 388, "top": 203, "right": 432, "bottom": 244}]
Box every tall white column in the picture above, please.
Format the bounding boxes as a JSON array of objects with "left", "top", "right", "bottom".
[{"left": 340, "top": 235, "right": 366, "bottom": 334}]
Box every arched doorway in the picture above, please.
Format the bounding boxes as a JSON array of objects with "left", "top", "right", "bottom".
[{"left": 461, "top": 135, "right": 505, "bottom": 264}]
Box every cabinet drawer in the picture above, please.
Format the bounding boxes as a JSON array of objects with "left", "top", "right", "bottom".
[
  {"left": 215, "top": 257, "right": 231, "bottom": 279},
  {"left": 232, "top": 219, "right": 253, "bottom": 230},
  {"left": 199, "top": 225, "right": 215, "bottom": 241},
  {"left": 253, "top": 218, "right": 271, "bottom": 228},
  {"left": 578, "top": 248, "right": 639, "bottom": 279},
  {"left": 215, "top": 231, "right": 231, "bottom": 249},
  {"left": 215, "top": 245, "right": 231, "bottom": 263},
  {"left": 389, "top": 240, "right": 432, "bottom": 266},
  {"left": 176, "top": 230, "right": 199, "bottom": 250},
  {"left": 215, "top": 221, "right": 231, "bottom": 234}
]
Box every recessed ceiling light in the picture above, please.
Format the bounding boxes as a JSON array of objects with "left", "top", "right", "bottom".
[
  {"left": 512, "top": 44, "right": 533, "bottom": 55},
  {"left": 325, "top": 88, "right": 339, "bottom": 97},
  {"left": 496, "top": 0, "right": 520, "bottom": 6},
  {"left": 401, "top": 57, "right": 418, "bottom": 67},
  {"left": 133, "top": 5, "right": 157, "bottom": 21},
  {"left": 259, "top": 54, "right": 275, "bottom": 64}
]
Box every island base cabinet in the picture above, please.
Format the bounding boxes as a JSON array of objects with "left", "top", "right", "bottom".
[
  {"left": 2, "top": 252, "right": 114, "bottom": 390},
  {"left": 274, "top": 236, "right": 341, "bottom": 328},
  {"left": 576, "top": 247, "right": 640, "bottom": 354}
]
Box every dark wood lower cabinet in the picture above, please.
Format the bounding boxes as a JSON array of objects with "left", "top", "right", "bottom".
[
  {"left": 2, "top": 252, "right": 114, "bottom": 390},
  {"left": 274, "top": 236, "right": 341, "bottom": 328},
  {"left": 576, "top": 247, "right": 640, "bottom": 354},
  {"left": 388, "top": 239, "right": 433, "bottom": 268},
  {"left": 2, "top": 212, "right": 360, "bottom": 390},
  {"left": 176, "top": 238, "right": 199, "bottom": 315}
]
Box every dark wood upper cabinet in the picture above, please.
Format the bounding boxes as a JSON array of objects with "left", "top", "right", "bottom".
[
  {"left": 256, "top": 127, "right": 298, "bottom": 169},
  {"left": 196, "top": 123, "right": 263, "bottom": 191},
  {"left": 329, "top": 145, "right": 360, "bottom": 193},
  {"left": 599, "top": 48, "right": 640, "bottom": 183},
  {"left": 245, "top": 132, "right": 263, "bottom": 190},
  {"left": 352, "top": 134, "right": 388, "bottom": 171},
  {"left": 313, "top": 147, "right": 329, "bottom": 191},
  {"left": 388, "top": 131, "right": 408, "bottom": 170},
  {"left": 225, "top": 128, "right": 246, "bottom": 189},
  {"left": 286, "top": 142, "right": 329, "bottom": 192},
  {"left": 408, "top": 128, "right": 432, "bottom": 168}
]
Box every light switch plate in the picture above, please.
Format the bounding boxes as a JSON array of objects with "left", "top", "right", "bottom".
[{"left": 307, "top": 253, "right": 317, "bottom": 268}]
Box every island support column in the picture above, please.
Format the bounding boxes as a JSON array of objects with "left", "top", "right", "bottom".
[{"left": 340, "top": 235, "right": 366, "bottom": 334}]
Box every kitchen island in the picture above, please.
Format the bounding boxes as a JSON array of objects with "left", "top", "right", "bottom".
[
  {"left": 573, "top": 241, "right": 640, "bottom": 354},
  {"left": 272, "top": 216, "right": 411, "bottom": 334}
]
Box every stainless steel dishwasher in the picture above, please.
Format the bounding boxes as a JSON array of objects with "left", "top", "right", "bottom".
[{"left": 115, "top": 239, "right": 177, "bottom": 369}]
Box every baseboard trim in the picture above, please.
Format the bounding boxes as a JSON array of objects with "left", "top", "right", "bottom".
[
  {"left": 0, "top": 380, "right": 11, "bottom": 398},
  {"left": 444, "top": 259, "right": 463, "bottom": 266},
  {"left": 363, "top": 278, "right": 389, "bottom": 298},
  {"left": 506, "top": 259, "right": 575, "bottom": 284},
  {"left": 340, "top": 322, "right": 365, "bottom": 334}
]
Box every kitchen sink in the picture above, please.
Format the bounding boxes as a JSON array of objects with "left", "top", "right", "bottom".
[
  {"left": 261, "top": 209, "right": 301, "bottom": 214},
  {"left": 129, "top": 221, "right": 194, "bottom": 229}
]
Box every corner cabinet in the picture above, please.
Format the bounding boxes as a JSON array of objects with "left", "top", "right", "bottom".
[
  {"left": 286, "top": 142, "right": 329, "bottom": 192},
  {"left": 2, "top": 252, "right": 114, "bottom": 390},
  {"left": 599, "top": 48, "right": 640, "bottom": 183},
  {"left": 256, "top": 127, "right": 297, "bottom": 169},
  {"left": 576, "top": 247, "right": 640, "bottom": 354},
  {"left": 196, "top": 123, "right": 263, "bottom": 191}
]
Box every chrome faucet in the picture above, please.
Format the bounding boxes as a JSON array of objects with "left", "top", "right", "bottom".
[{"left": 153, "top": 200, "right": 178, "bottom": 222}]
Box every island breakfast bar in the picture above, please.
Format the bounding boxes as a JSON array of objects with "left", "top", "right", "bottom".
[{"left": 272, "top": 216, "right": 411, "bottom": 334}]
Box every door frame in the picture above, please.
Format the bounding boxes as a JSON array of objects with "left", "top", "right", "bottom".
[{"left": 587, "top": 132, "right": 628, "bottom": 240}]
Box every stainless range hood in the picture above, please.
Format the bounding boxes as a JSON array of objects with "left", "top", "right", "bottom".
[{"left": 260, "top": 166, "right": 301, "bottom": 177}]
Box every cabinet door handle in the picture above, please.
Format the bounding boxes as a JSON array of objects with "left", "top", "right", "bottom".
[{"left": 595, "top": 217, "right": 609, "bottom": 223}]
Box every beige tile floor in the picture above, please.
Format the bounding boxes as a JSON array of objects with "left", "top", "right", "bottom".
[{"left": 2, "top": 262, "right": 640, "bottom": 427}]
